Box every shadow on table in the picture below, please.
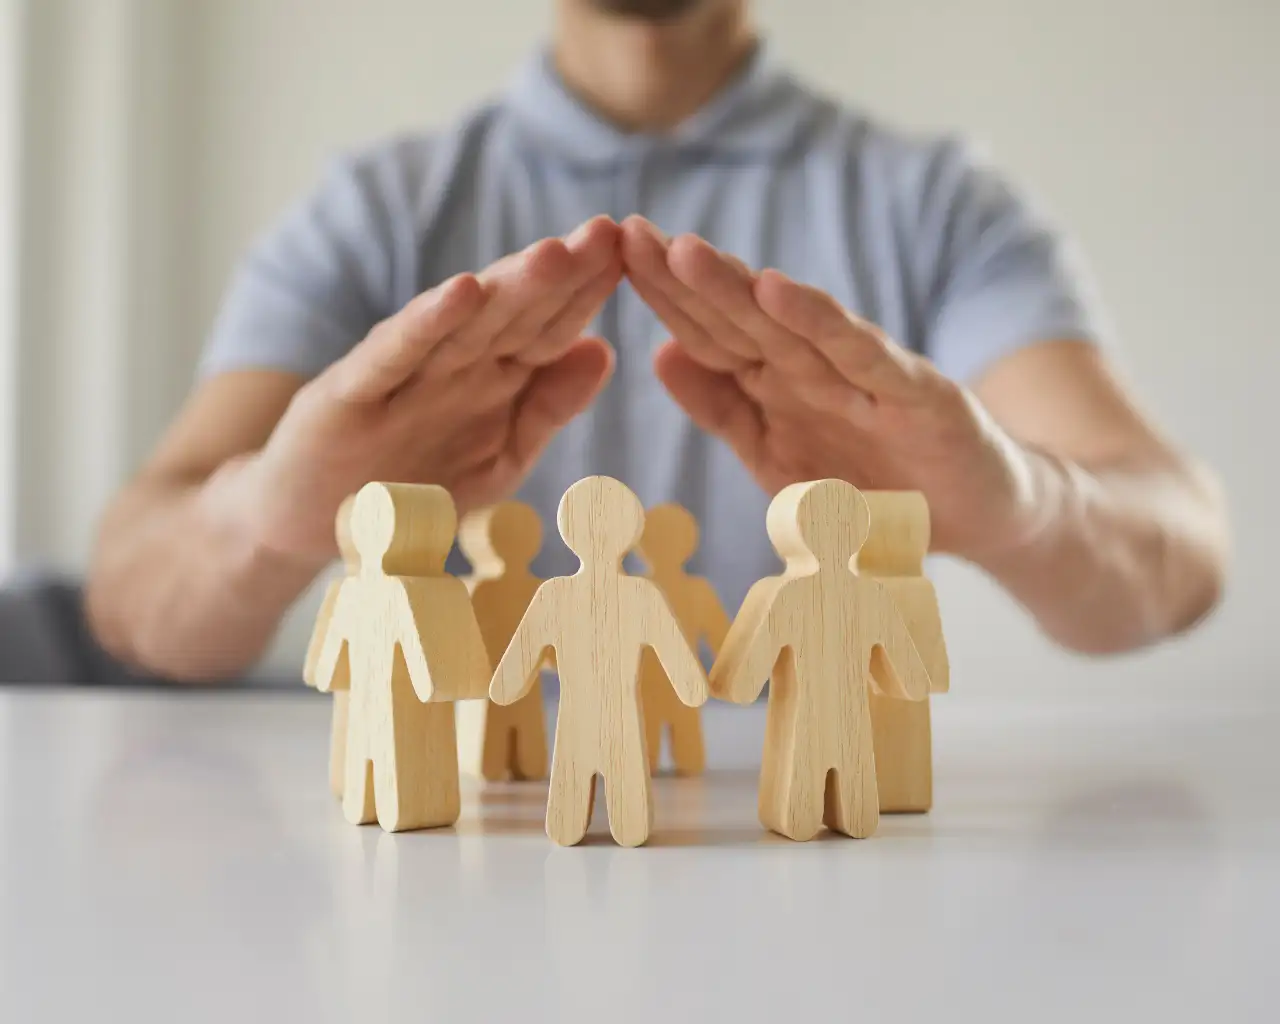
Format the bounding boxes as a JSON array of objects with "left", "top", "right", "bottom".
[
  {"left": 454, "top": 814, "right": 548, "bottom": 838},
  {"left": 476, "top": 784, "right": 550, "bottom": 806}
]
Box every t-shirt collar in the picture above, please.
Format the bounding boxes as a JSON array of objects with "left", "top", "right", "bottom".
[{"left": 503, "top": 38, "right": 815, "bottom": 166}]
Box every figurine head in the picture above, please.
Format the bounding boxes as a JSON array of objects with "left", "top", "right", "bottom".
[
  {"left": 350, "top": 482, "right": 457, "bottom": 576},
  {"left": 557, "top": 476, "right": 645, "bottom": 569},
  {"left": 766, "top": 479, "right": 870, "bottom": 572},
  {"left": 637, "top": 503, "right": 699, "bottom": 573},
  {"left": 458, "top": 501, "right": 543, "bottom": 575}
]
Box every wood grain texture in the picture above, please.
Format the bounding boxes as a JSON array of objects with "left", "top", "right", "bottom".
[
  {"left": 313, "top": 482, "right": 490, "bottom": 833},
  {"left": 489, "top": 477, "right": 709, "bottom": 848},
  {"left": 303, "top": 495, "right": 358, "bottom": 799},
  {"left": 636, "top": 504, "right": 731, "bottom": 776},
  {"left": 709, "top": 480, "right": 931, "bottom": 841},
  {"left": 455, "top": 501, "right": 549, "bottom": 781},
  {"left": 858, "top": 492, "right": 950, "bottom": 814}
]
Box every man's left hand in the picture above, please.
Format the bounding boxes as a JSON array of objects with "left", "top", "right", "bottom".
[{"left": 620, "top": 216, "right": 1045, "bottom": 560}]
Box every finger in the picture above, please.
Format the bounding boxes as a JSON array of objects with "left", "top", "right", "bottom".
[
  {"left": 667, "top": 234, "right": 830, "bottom": 379},
  {"left": 564, "top": 213, "right": 622, "bottom": 260},
  {"left": 425, "top": 237, "right": 578, "bottom": 377},
  {"left": 628, "top": 273, "right": 745, "bottom": 373},
  {"left": 652, "top": 340, "right": 766, "bottom": 469},
  {"left": 509, "top": 337, "right": 616, "bottom": 470},
  {"left": 449, "top": 354, "right": 533, "bottom": 411},
  {"left": 621, "top": 217, "right": 754, "bottom": 369},
  {"left": 518, "top": 259, "right": 623, "bottom": 367},
  {"left": 330, "top": 273, "right": 485, "bottom": 402},
  {"left": 754, "top": 270, "right": 920, "bottom": 394},
  {"left": 389, "top": 346, "right": 532, "bottom": 424},
  {"left": 620, "top": 218, "right": 728, "bottom": 368},
  {"left": 739, "top": 360, "right": 871, "bottom": 420},
  {"left": 489, "top": 217, "right": 620, "bottom": 358},
  {"left": 736, "top": 362, "right": 807, "bottom": 414}
]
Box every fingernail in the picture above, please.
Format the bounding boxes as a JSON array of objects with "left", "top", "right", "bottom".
[{"left": 567, "top": 220, "right": 595, "bottom": 246}]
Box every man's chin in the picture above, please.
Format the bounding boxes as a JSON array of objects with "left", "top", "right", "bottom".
[{"left": 590, "top": 0, "right": 707, "bottom": 22}]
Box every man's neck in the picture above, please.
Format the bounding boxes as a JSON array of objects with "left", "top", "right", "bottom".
[{"left": 553, "top": 0, "right": 757, "bottom": 133}]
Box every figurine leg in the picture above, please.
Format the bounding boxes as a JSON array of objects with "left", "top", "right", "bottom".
[
  {"left": 478, "top": 704, "right": 511, "bottom": 782},
  {"left": 329, "top": 691, "right": 349, "bottom": 800},
  {"left": 758, "top": 703, "right": 806, "bottom": 839},
  {"left": 605, "top": 720, "right": 653, "bottom": 848},
  {"left": 511, "top": 695, "right": 549, "bottom": 782},
  {"left": 643, "top": 708, "right": 664, "bottom": 774},
  {"left": 769, "top": 766, "right": 824, "bottom": 843},
  {"left": 824, "top": 705, "right": 880, "bottom": 839},
  {"left": 342, "top": 741, "right": 377, "bottom": 827},
  {"left": 546, "top": 743, "right": 596, "bottom": 846},
  {"left": 379, "top": 702, "right": 460, "bottom": 833},
  {"left": 667, "top": 706, "right": 705, "bottom": 776}
]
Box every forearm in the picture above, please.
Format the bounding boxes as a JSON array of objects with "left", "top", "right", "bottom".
[
  {"left": 971, "top": 449, "right": 1229, "bottom": 654},
  {"left": 85, "top": 457, "right": 325, "bottom": 681}
]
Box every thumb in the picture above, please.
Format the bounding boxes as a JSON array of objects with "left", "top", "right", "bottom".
[
  {"left": 653, "top": 340, "right": 764, "bottom": 466},
  {"left": 511, "top": 337, "right": 615, "bottom": 469}
]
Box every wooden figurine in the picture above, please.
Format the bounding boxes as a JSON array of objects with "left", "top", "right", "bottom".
[
  {"left": 635, "top": 503, "right": 731, "bottom": 776},
  {"left": 313, "top": 482, "right": 491, "bottom": 832},
  {"left": 709, "top": 479, "right": 931, "bottom": 841},
  {"left": 455, "top": 501, "right": 550, "bottom": 781},
  {"left": 858, "top": 491, "right": 950, "bottom": 813},
  {"left": 489, "top": 476, "right": 709, "bottom": 848},
  {"left": 303, "top": 495, "right": 359, "bottom": 800}
]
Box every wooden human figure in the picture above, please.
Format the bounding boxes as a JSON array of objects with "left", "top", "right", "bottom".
[
  {"left": 635, "top": 503, "right": 731, "bottom": 776},
  {"left": 313, "top": 482, "right": 491, "bottom": 833},
  {"left": 709, "top": 479, "right": 932, "bottom": 841},
  {"left": 303, "top": 495, "right": 359, "bottom": 800},
  {"left": 489, "top": 476, "right": 709, "bottom": 848},
  {"left": 857, "top": 492, "right": 950, "bottom": 813},
  {"left": 455, "top": 501, "right": 550, "bottom": 781}
]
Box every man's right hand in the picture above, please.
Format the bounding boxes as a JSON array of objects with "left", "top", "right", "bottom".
[{"left": 233, "top": 215, "right": 621, "bottom": 564}]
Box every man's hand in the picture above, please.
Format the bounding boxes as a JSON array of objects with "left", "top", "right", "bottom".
[
  {"left": 620, "top": 216, "right": 1041, "bottom": 560},
  {"left": 239, "top": 216, "right": 622, "bottom": 563}
]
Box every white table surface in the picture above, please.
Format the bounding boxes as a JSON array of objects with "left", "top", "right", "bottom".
[{"left": 0, "top": 687, "right": 1275, "bottom": 1023}]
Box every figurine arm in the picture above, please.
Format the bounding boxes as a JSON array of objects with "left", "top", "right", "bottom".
[
  {"left": 647, "top": 587, "right": 709, "bottom": 708},
  {"left": 696, "top": 579, "right": 732, "bottom": 658},
  {"left": 869, "top": 583, "right": 931, "bottom": 701},
  {"left": 311, "top": 584, "right": 352, "bottom": 695},
  {"left": 490, "top": 587, "right": 555, "bottom": 705},
  {"left": 709, "top": 580, "right": 781, "bottom": 705},
  {"left": 392, "top": 578, "right": 493, "bottom": 703}
]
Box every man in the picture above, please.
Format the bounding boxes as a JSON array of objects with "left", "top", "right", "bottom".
[{"left": 85, "top": 0, "right": 1228, "bottom": 682}]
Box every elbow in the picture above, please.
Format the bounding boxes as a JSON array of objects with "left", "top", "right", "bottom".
[
  {"left": 84, "top": 566, "right": 259, "bottom": 685},
  {"left": 83, "top": 570, "right": 134, "bottom": 668},
  {"left": 1166, "top": 457, "right": 1231, "bottom": 639},
  {"left": 1047, "top": 459, "right": 1231, "bottom": 657},
  {"left": 82, "top": 556, "right": 160, "bottom": 675}
]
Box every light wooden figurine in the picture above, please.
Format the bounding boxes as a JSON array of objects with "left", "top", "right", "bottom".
[
  {"left": 709, "top": 479, "right": 931, "bottom": 841},
  {"left": 303, "top": 495, "right": 359, "bottom": 799},
  {"left": 455, "top": 501, "right": 550, "bottom": 781},
  {"left": 489, "top": 476, "right": 709, "bottom": 848},
  {"left": 635, "top": 503, "right": 730, "bottom": 776},
  {"left": 313, "top": 482, "right": 491, "bottom": 832},
  {"left": 857, "top": 492, "right": 950, "bottom": 813}
]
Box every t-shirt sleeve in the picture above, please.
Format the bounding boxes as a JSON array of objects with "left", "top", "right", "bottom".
[
  {"left": 919, "top": 140, "right": 1113, "bottom": 384},
  {"left": 196, "top": 151, "right": 405, "bottom": 381}
]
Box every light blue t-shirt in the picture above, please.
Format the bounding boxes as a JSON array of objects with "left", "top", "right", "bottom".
[{"left": 201, "top": 42, "right": 1106, "bottom": 614}]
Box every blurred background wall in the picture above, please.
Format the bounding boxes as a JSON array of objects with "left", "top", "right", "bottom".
[
  {"left": 1, "top": 0, "right": 1274, "bottom": 697},
  {"left": 0, "top": 0, "right": 19, "bottom": 570}
]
